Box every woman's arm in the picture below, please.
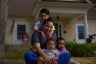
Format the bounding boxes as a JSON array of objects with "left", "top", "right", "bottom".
[{"left": 34, "top": 43, "right": 50, "bottom": 62}]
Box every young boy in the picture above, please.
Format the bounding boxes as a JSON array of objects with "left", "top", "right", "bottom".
[
  {"left": 34, "top": 8, "right": 50, "bottom": 30},
  {"left": 34, "top": 8, "right": 55, "bottom": 37}
]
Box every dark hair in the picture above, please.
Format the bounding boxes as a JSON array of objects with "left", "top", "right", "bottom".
[
  {"left": 43, "top": 17, "right": 54, "bottom": 25},
  {"left": 44, "top": 38, "right": 55, "bottom": 48},
  {"left": 56, "top": 37, "right": 65, "bottom": 43},
  {"left": 39, "top": 8, "right": 50, "bottom": 15}
]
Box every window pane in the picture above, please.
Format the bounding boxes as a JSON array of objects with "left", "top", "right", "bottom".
[
  {"left": 78, "top": 26, "right": 85, "bottom": 39},
  {"left": 54, "top": 23, "right": 58, "bottom": 37},
  {"left": 59, "top": 25, "right": 62, "bottom": 37},
  {"left": 17, "top": 25, "right": 26, "bottom": 39}
]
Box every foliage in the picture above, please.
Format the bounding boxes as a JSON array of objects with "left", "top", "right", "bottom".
[
  {"left": 65, "top": 43, "right": 96, "bottom": 57},
  {"left": 5, "top": 43, "right": 96, "bottom": 59},
  {"left": 92, "top": 0, "right": 96, "bottom": 4}
]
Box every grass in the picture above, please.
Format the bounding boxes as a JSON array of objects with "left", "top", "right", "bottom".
[
  {"left": 5, "top": 46, "right": 96, "bottom": 64},
  {"left": 5, "top": 50, "right": 96, "bottom": 64},
  {"left": 72, "top": 57, "right": 96, "bottom": 64},
  {"left": 5, "top": 50, "right": 27, "bottom": 59}
]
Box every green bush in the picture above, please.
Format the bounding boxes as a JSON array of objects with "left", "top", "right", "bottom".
[{"left": 65, "top": 43, "right": 96, "bottom": 57}]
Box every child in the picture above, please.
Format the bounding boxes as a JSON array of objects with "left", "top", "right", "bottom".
[
  {"left": 37, "top": 38, "right": 59, "bottom": 64},
  {"left": 23, "top": 32, "right": 29, "bottom": 44},
  {"left": 34, "top": 8, "right": 55, "bottom": 37},
  {"left": 56, "top": 37, "right": 79, "bottom": 64},
  {"left": 34, "top": 8, "right": 50, "bottom": 30}
]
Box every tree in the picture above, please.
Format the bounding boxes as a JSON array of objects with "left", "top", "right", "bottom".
[{"left": 0, "top": 0, "right": 8, "bottom": 63}]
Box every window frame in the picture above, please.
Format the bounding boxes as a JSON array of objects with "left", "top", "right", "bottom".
[
  {"left": 75, "top": 24, "right": 85, "bottom": 40},
  {"left": 13, "top": 21, "right": 30, "bottom": 45}
]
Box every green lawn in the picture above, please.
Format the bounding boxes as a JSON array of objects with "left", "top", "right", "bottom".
[
  {"left": 5, "top": 57, "right": 96, "bottom": 64},
  {"left": 72, "top": 57, "right": 96, "bottom": 64},
  {"left": 5, "top": 46, "right": 96, "bottom": 64}
]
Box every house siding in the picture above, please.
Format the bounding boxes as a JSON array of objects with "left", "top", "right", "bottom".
[
  {"left": 5, "top": 17, "right": 34, "bottom": 45},
  {"left": 61, "top": 17, "right": 96, "bottom": 43}
]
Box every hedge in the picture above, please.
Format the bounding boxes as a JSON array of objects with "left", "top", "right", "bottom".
[{"left": 65, "top": 43, "right": 96, "bottom": 57}]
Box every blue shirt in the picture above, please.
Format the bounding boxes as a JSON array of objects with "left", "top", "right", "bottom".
[{"left": 31, "top": 31, "right": 57, "bottom": 49}]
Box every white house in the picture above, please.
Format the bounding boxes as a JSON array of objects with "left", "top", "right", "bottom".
[{"left": 3, "top": 0, "right": 96, "bottom": 45}]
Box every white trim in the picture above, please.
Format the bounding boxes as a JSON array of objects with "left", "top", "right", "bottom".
[
  {"left": 32, "top": 1, "right": 90, "bottom": 16},
  {"left": 13, "top": 20, "right": 30, "bottom": 45},
  {"left": 54, "top": 22, "right": 64, "bottom": 38},
  {"left": 84, "top": 12, "right": 89, "bottom": 39},
  {"left": 75, "top": 24, "right": 85, "bottom": 43}
]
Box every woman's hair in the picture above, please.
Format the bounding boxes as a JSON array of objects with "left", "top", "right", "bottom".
[
  {"left": 40, "top": 17, "right": 54, "bottom": 30},
  {"left": 43, "top": 17, "right": 54, "bottom": 25},
  {"left": 56, "top": 37, "right": 65, "bottom": 43},
  {"left": 44, "top": 38, "right": 55, "bottom": 48}
]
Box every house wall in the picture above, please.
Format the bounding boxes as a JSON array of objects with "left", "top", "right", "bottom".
[
  {"left": 5, "top": 16, "right": 34, "bottom": 45},
  {"left": 61, "top": 17, "right": 96, "bottom": 43},
  {"left": 60, "top": 17, "right": 84, "bottom": 42},
  {"left": 5, "top": 15, "right": 96, "bottom": 45},
  {"left": 88, "top": 19, "right": 96, "bottom": 43}
]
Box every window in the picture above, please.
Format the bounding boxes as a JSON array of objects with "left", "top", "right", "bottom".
[
  {"left": 13, "top": 21, "right": 30, "bottom": 45},
  {"left": 78, "top": 26, "right": 85, "bottom": 39},
  {"left": 54, "top": 22, "right": 63, "bottom": 38},
  {"left": 17, "top": 25, "right": 26, "bottom": 39}
]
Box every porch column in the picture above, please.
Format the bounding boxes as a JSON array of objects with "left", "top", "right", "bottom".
[
  {"left": 0, "top": 0, "right": 8, "bottom": 62},
  {"left": 84, "top": 12, "right": 89, "bottom": 42}
]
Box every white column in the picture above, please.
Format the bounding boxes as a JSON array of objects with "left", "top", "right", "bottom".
[{"left": 84, "top": 12, "right": 89, "bottom": 40}]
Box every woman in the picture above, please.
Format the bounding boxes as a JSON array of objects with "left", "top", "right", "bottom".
[{"left": 24, "top": 18, "right": 71, "bottom": 64}]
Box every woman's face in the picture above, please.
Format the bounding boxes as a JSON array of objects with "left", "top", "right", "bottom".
[
  {"left": 46, "top": 40, "right": 55, "bottom": 50},
  {"left": 43, "top": 22, "right": 53, "bottom": 34},
  {"left": 58, "top": 40, "right": 65, "bottom": 50}
]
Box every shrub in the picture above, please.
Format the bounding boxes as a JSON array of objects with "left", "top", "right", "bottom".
[{"left": 65, "top": 43, "right": 96, "bottom": 57}]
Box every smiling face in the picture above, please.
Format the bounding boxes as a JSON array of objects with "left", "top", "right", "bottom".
[
  {"left": 58, "top": 40, "right": 65, "bottom": 50},
  {"left": 43, "top": 21, "right": 53, "bottom": 35}
]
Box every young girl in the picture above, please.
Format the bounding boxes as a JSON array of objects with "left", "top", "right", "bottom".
[
  {"left": 23, "top": 32, "right": 29, "bottom": 44},
  {"left": 56, "top": 37, "right": 79, "bottom": 64},
  {"left": 37, "top": 38, "right": 59, "bottom": 64}
]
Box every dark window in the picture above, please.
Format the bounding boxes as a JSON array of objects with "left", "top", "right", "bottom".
[
  {"left": 17, "top": 25, "right": 26, "bottom": 39},
  {"left": 54, "top": 23, "right": 62, "bottom": 38},
  {"left": 54, "top": 23, "right": 58, "bottom": 37},
  {"left": 78, "top": 26, "right": 85, "bottom": 39}
]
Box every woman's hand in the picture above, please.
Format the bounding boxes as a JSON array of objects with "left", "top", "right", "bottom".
[
  {"left": 51, "top": 57, "right": 58, "bottom": 61},
  {"left": 43, "top": 55, "right": 51, "bottom": 63}
]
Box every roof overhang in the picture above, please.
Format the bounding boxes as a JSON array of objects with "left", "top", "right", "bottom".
[
  {"left": 8, "top": 0, "right": 37, "bottom": 16},
  {"left": 32, "top": 1, "right": 91, "bottom": 19}
]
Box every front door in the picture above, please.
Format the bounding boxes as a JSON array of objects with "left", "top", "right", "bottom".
[{"left": 54, "top": 22, "right": 63, "bottom": 38}]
